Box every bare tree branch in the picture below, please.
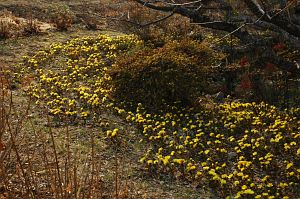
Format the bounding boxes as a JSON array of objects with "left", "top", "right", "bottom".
[
  {"left": 159, "top": 0, "right": 202, "bottom": 6},
  {"left": 131, "top": 0, "right": 300, "bottom": 74},
  {"left": 242, "top": 0, "right": 271, "bottom": 19}
]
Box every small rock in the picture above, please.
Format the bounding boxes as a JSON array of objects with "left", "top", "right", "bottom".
[
  {"left": 228, "top": 151, "right": 237, "bottom": 160},
  {"left": 214, "top": 91, "right": 224, "bottom": 102}
]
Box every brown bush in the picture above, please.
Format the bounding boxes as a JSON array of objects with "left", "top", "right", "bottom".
[
  {"left": 108, "top": 1, "right": 202, "bottom": 46},
  {"left": 0, "top": 10, "right": 42, "bottom": 39},
  {"left": 48, "top": 4, "right": 75, "bottom": 31},
  {"left": 0, "top": 10, "right": 22, "bottom": 39},
  {"left": 23, "top": 15, "right": 40, "bottom": 36},
  {"left": 110, "top": 38, "right": 224, "bottom": 111},
  {"left": 0, "top": 20, "right": 10, "bottom": 39}
]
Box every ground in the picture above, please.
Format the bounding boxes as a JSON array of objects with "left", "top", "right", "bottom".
[{"left": 0, "top": 1, "right": 214, "bottom": 198}]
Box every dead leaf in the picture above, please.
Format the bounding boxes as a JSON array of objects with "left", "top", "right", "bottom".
[
  {"left": 66, "top": 183, "right": 72, "bottom": 194},
  {"left": 0, "top": 141, "right": 5, "bottom": 151}
]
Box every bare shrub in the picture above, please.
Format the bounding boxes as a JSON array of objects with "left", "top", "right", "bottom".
[
  {"left": 0, "top": 10, "right": 43, "bottom": 39},
  {"left": 106, "top": 1, "right": 202, "bottom": 45},
  {"left": 48, "top": 4, "right": 75, "bottom": 31},
  {"left": 0, "top": 10, "right": 22, "bottom": 39},
  {"left": 23, "top": 14, "right": 40, "bottom": 36}
]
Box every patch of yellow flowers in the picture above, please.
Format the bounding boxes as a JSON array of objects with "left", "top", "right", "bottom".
[
  {"left": 22, "top": 34, "right": 141, "bottom": 124},
  {"left": 21, "top": 34, "right": 300, "bottom": 198},
  {"left": 132, "top": 102, "right": 299, "bottom": 198}
]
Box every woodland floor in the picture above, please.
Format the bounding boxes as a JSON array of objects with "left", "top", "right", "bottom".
[{"left": 0, "top": 1, "right": 215, "bottom": 198}]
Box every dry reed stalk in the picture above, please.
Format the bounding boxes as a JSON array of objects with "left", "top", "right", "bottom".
[
  {"left": 6, "top": 99, "right": 32, "bottom": 198},
  {"left": 73, "top": 164, "right": 78, "bottom": 199},
  {"left": 64, "top": 124, "right": 71, "bottom": 199},
  {"left": 88, "top": 133, "right": 95, "bottom": 199},
  {"left": 115, "top": 154, "right": 119, "bottom": 199},
  {"left": 29, "top": 118, "right": 53, "bottom": 197},
  {"left": 47, "top": 115, "right": 63, "bottom": 199},
  {"left": 77, "top": 146, "right": 90, "bottom": 198}
]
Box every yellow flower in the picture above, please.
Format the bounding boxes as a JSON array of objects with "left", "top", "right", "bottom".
[
  {"left": 220, "top": 179, "right": 227, "bottom": 185},
  {"left": 203, "top": 166, "right": 209, "bottom": 170},
  {"left": 162, "top": 156, "right": 171, "bottom": 165},
  {"left": 147, "top": 160, "right": 153, "bottom": 165},
  {"left": 243, "top": 189, "right": 254, "bottom": 194},
  {"left": 186, "top": 163, "right": 196, "bottom": 171},
  {"left": 279, "top": 182, "right": 288, "bottom": 188},
  {"left": 111, "top": 128, "right": 118, "bottom": 137},
  {"left": 173, "top": 159, "right": 185, "bottom": 165},
  {"left": 290, "top": 141, "right": 296, "bottom": 146},
  {"left": 286, "top": 162, "right": 293, "bottom": 169},
  {"left": 288, "top": 172, "right": 295, "bottom": 176},
  {"left": 234, "top": 181, "right": 240, "bottom": 186},
  {"left": 195, "top": 171, "right": 202, "bottom": 179},
  {"left": 139, "top": 157, "right": 146, "bottom": 163},
  {"left": 106, "top": 130, "right": 112, "bottom": 137}
]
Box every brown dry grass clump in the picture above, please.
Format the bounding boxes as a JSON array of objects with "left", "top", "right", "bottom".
[
  {"left": 0, "top": 10, "right": 53, "bottom": 39},
  {"left": 0, "top": 10, "right": 24, "bottom": 39}
]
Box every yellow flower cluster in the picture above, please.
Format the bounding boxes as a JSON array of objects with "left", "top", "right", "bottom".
[
  {"left": 22, "top": 34, "right": 141, "bottom": 124},
  {"left": 131, "top": 102, "right": 299, "bottom": 198}
]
